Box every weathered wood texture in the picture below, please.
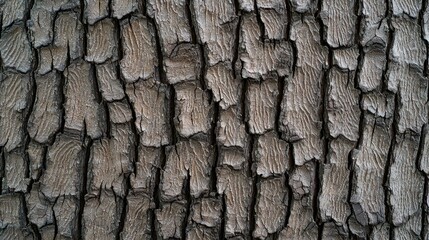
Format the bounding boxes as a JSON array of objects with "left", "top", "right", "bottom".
[{"left": 0, "top": 0, "right": 428, "bottom": 239}]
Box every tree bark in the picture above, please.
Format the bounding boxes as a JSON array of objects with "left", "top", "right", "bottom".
[{"left": 0, "top": 0, "right": 428, "bottom": 239}]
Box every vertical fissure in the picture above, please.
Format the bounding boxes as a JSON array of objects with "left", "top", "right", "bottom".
[
  {"left": 248, "top": 134, "right": 257, "bottom": 238},
  {"left": 282, "top": 143, "right": 294, "bottom": 229},
  {"left": 210, "top": 102, "right": 220, "bottom": 192},
  {"left": 252, "top": 0, "right": 266, "bottom": 40},
  {"left": 384, "top": 93, "right": 399, "bottom": 239},
  {"left": 115, "top": 176, "right": 131, "bottom": 240},
  {"left": 181, "top": 171, "right": 192, "bottom": 240},
  {"left": 382, "top": 2, "right": 395, "bottom": 236},
  {"left": 275, "top": 76, "right": 286, "bottom": 133},
  {"left": 77, "top": 137, "right": 92, "bottom": 239}
]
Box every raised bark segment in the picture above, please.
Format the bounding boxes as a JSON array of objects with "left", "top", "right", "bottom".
[
  {"left": 28, "top": 72, "right": 62, "bottom": 144},
  {"left": 0, "top": 0, "right": 27, "bottom": 29},
  {"left": 95, "top": 62, "right": 126, "bottom": 102},
  {"left": 64, "top": 60, "right": 106, "bottom": 139},
  {"left": 155, "top": 201, "right": 187, "bottom": 239},
  {"left": 361, "top": 92, "right": 395, "bottom": 118},
  {"left": 147, "top": 0, "right": 191, "bottom": 55},
  {"left": 391, "top": 0, "right": 421, "bottom": 18},
  {"left": 387, "top": 18, "right": 427, "bottom": 135},
  {"left": 28, "top": 5, "right": 54, "bottom": 48},
  {"left": 0, "top": 193, "right": 32, "bottom": 238},
  {"left": 385, "top": 13, "right": 427, "bottom": 237},
  {"left": 320, "top": 0, "right": 356, "bottom": 47},
  {"left": 290, "top": 0, "right": 316, "bottom": 13},
  {"left": 165, "top": 43, "right": 202, "bottom": 84},
  {"left": 327, "top": 67, "right": 360, "bottom": 141},
  {"left": 319, "top": 138, "right": 353, "bottom": 234},
  {"left": 40, "top": 134, "right": 85, "bottom": 199},
  {"left": 3, "top": 151, "right": 29, "bottom": 192},
  {"left": 193, "top": 0, "right": 238, "bottom": 65},
  {"left": 217, "top": 107, "right": 248, "bottom": 149},
  {"left": 174, "top": 82, "right": 212, "bottom": 138},
  {"left": 120, "top": 193, "right": 152, "bottom": 239},
  {"left": 161, "top": 140, "right": 214, "bottom": 201},
  {"left": 217, "top": 167, "right": 252, "bottom": 237},
  {"left": 190, "top": 197, "right": 222, "bottom": 228},
  {"left": 254, "top": 131, "right": 289, "bottom": 177},
  {"left": 87, "top": 124, "right": 134, "bottom": 197},
  {"left": 360, "top": 0, "right": 388, "bottom": 46},
  {"left": 268, "top": 6, "right": 293, "bottom": 36},
  {"left": 351, "top": 114, "right": 392, "bottom": 227},
  {"left": 390, "top": 18, "right": 426, "bottom": 69},
  {"left": 187, "top": 197, "right": 222, "bottom": 239},
  {"left": 240, "top": 13, "right": 292, "bottom": 79},
  {"left": 238, "top": 0, "right": 254, "bottom": 12},
  {"left": 52, "top": 11, "right": 83, "bottom": 71},
  {"left": 0, "top": 72, "right": 31, "bottom": 152},
  {"left": 86, "top": 18, "right": 118, "bottom": 64},
  {"left": 126, "top": 79, "right": 170, "bottom": 147},
  {"left": 393, "top": 213, "right": 422, "bottom": 239},
  {"left": 27, "top": 141, "right": 45, "bottom": 181},
  {"left": 370, "top": 223, "right": 390, "bottom": 239},
  {"left": 206, "top": 63, "right": 241, "bottom": 109},
  {"left": 253, "top": 177, "right": 288, "bottom": 238},
  {"left": 322, "top": 222, "right": 348, "bottom": 240},
  {"left": 84, "top": 0, "right": 109, "bottom": 25},
  {"left": 0, "top": 227, "right": 33, "bottom": 239},
  {"left": 107, "top": 101, "right": 133, "bottom": 124},
  {"left": 219, "top": 148, "right": 247, "bottom": 170},
  {"left": 53, "top": 196, "right": 79, "bottom": 238},
  {"left": 130, "top": 145, "right": 161, "bottom": 193},
  {"left": 0, "top": 24, "right": 32, "bottom": 73},
  {"left": 187, "top": 226, "right": 219, "bottom": 239},
  {"left": 425, "top": 3, "right": 429, "bottom": 45},
  {"left": 424, "top": 191, "right": 429, "bottom": 240},
  {"left": 27, "top": 0, "right": 81, "bottom": 49},
  {"left": 120, "top": 16, "right": 157, "bottom": 83},
  {"left": 389, "top": 135, "right": 424, "bottom": 229},
  {"left": 37, "top": 48, "right": 54, "bottom": 75},
  {"left": 0, "top": 194, "right": 25, "bottom": 228},
  {"left": 256, "top": 0, "right": 288, "bottom": 40},
  {"left": 333, "top": 48, "right": 359, "bottom": 71},
  {"left": 358, "top": 49, "right": 387, "bottom": 92},
  {"left": 387, "top": 65, "right": 428, "bottom": 134},
  {"left": 26, "top": 184, "right": 53, "bottom": 229},
  {"left": 279, "top": 162, "right": 318, "bottom": 239},
  {"left": 82, "top": 190, "right": 122, "bottom": 240},
  {"left": 112, "top": 0, "right": 138, "bottom": 19},
  {"left": 246, "top": 79, "right": 278, "bottom": 134},
  {"left": 280, "top": 17, "right": 328, "bottom": 165}
]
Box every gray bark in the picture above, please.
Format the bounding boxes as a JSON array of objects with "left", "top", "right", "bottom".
[{"left": 0, "top": 0, "right": 428, "bottom": 239}]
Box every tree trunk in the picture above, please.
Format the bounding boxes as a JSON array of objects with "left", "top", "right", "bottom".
[{"left": 0, "top": 0, "right": 427, "bottom": 239}]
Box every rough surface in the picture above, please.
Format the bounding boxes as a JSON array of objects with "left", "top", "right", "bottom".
[
  {"left": 28, "top": 72, "right": 62, "bottom": 143},
  {"left": 86, "top": 18, "right": 118, "bottom": 63},
  {"left": 246, "top": 79, "right": 278, "bottom": 134},
  {"left": 0, "top": 73, "right": 31, "bottom": 152},
  {"left": 120, "top": 16, "right": 157, "bottom": 83},
  {"left": 280, "top": 17, "right": 328, "bottom": 165},
  {"left": 0, "top": 1, "right": 428, "bottom": 239},
  {"left": 0, "top": 24, "right": 32, "bottom": 73},
  {"left": 64, "top": 60, "right": 105, "bottom": 139}
]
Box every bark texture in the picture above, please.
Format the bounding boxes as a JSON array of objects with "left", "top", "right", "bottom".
[{"left": 0, "top": 0, "right": 428, "bottom": 239}]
